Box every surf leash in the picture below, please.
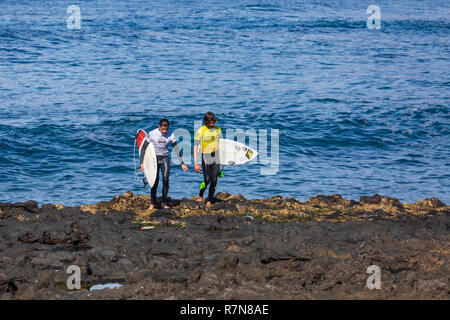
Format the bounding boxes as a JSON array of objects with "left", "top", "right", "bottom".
[
  {"left": 133, "top": 135, "right": 148, "bottom": 188},
  {"left": 133, "top": 137, "right": 139, "bottom": 180}
]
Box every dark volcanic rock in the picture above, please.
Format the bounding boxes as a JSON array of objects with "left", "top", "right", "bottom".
[
  {"left": 179, "top": 199, "right": 199, "bottom": 210},
  {"left": 360, "top": 194, "right": 383, "bottom": 205},
  {"left": 308, "top": 194, "right": 346, "bottom": 205},
  {"left": 254, "top": 203, "right": 270, "bottom": 210},
  {"left": 0, "top": 194, "right": 448, "bottom": 300},
  {"left": 210, "top": 202, "right": 238, "bottom": 212},
  {"left": 151, "top": 209, "right": 176, "bottom": 219},
  {"left": 415, "top": 198, "right": 446, "bottom": 209},
  {"left": 360, "top": 194, "right": 401, "bottom": 206}
]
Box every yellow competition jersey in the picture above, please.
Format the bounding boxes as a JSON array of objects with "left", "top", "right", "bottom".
[{"left": 194, "top": 125, "right": 222, "bottom": 153}]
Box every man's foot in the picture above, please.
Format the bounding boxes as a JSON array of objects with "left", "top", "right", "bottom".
[
  {"left": 161, "top": 202, "right": 169, "bottom": 209},
  {"left": 149, "top": 204, "right": 155, "bottom": 210},
  {"left": 205, "top": 201, "right": 212, "bottom": 207},
  {"left": 196, "top": 196, "right": 204, "bottom": 202}
]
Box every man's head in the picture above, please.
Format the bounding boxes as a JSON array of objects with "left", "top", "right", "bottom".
[
  {"left": 159, "top": 118, "right": 169, "bottom": 134},
  {"left": 203, "top": 112, "right": 217, "bottom": 128}
]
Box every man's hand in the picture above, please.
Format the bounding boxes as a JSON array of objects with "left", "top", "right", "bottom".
[
  {"left": 140, "top": 164, "right": 144, "bottom": 172},
  {"left": 181, "top": 163, "right": 188, "bottom": 172},
  {"left": 194, "top": 163, "right": 201, "bottom": 173}
]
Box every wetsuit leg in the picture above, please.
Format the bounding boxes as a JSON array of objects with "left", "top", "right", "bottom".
[
  {"left": 160, "top": 156, "right": 170, "bottom": 203},
  {"left": 199, "top": 157, "right": 210, "bottom": 198},
  {"left": 199, "top": 152, "right": 220, "bottom": 202},
  {"left": 151, "top": 160, "right": 160, "bottom": 205},
  {"left": 206, "top": 163, "right": 219, "bottom": 203}
]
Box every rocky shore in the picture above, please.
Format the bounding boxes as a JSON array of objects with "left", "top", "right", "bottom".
[{"left": 0, "top": 192, "right": 448, "bottom": 299}]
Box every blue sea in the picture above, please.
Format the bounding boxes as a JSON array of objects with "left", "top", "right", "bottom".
[{"left": 1, "top": 0, "right": 449, "bottom": 206}]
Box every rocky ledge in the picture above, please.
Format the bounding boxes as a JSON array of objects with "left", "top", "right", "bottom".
[{"left": 0, "top": 192, "right": 448, "bottom": 299}]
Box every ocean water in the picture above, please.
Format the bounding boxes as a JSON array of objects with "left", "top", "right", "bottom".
[{"left": 0, "top": 0, "right": 449, "bottom": 206}]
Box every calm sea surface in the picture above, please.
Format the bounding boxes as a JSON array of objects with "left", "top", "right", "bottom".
[{"left": 1, "top": 0, "right": 449, "bottom": 206}]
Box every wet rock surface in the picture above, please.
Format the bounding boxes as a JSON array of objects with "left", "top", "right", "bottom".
[{"left": 0, "top": 192, "right": 448, "bottom": 299}]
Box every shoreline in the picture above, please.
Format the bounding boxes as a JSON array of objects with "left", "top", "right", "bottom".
[
  {"left": 0, "top": 192, "right": 448, "bottom": 299},
  {"left": 79, "top": 191, "right": 449, "bottom": 224}
]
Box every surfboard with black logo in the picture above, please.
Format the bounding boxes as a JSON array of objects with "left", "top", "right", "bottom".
[{"left": 218, "top": 139, "right": 258, "bottom": 166}]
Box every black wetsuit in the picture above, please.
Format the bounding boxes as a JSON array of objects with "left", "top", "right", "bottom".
[
  {"left": 152, "top": 155, "right": 170, "bottom": 205},
  {"left": 199, "top": 151, "right": 220, "bottom": 202}
]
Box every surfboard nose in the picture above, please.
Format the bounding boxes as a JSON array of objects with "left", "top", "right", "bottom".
[{"left": 136, "top": 129, "right": 147, "bottom": 150}]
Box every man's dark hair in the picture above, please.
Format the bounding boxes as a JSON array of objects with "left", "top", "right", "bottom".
[
  {"left": 159, "top": 118, "right": 169, "bottom": 127},
  {"left": 203, "top": 112, "right": 217, "bottom": 124}
]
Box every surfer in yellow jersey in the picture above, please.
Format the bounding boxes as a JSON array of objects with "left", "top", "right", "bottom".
[{"left": 193, "top": 112, "right": 222, "bottom": 207}]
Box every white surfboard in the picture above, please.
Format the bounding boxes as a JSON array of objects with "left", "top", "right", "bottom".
[
  {"left": 218, "top": 139, "right": 258, "bottom": 166},
  {"left": 136, "top": 129, "right": 158, "bottom": 187}
]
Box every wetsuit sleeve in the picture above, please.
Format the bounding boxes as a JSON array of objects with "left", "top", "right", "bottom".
[{"left": 171, "top": 142, "right": 184, "bottom": 164}]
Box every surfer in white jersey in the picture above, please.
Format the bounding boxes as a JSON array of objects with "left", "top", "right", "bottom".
[{"left": 140, "top": 119, "right": 188, "bottom": 209}]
